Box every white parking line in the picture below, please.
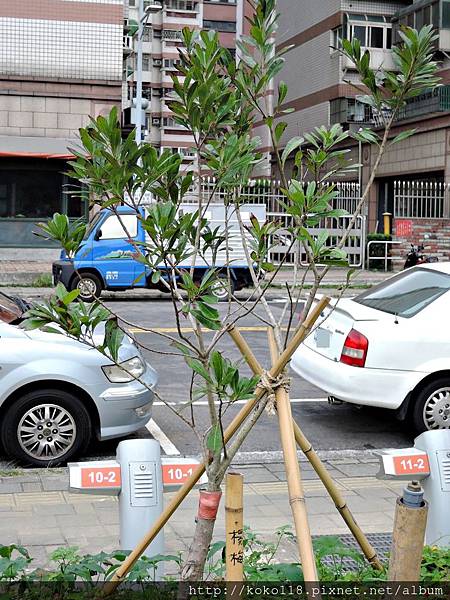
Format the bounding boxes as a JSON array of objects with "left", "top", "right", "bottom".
[
  {"left": 146, "top": 418, "right": 181, "bottom": 456},
  {"left": 153, "top": 397, "right": 328, "bottom": 407}
]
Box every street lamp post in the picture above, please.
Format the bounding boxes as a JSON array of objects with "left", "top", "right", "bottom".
[{"left": 134, "top": 0, "right": 162, "bottom": 146}]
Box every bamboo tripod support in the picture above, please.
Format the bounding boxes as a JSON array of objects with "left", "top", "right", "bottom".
[
  {"left": 102, "top": 297, "right": 331, "bottom": 595},
  {"left": 227, "top": 325, "right": 383, "bottom": 572},
  {"left": 267, "top": 330, "right": 318, "bottom": 581}
]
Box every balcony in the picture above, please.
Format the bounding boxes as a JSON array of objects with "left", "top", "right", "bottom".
[
  {"left": 330, "top": 98, "right": 375, "bottom": 127},
  {"left": 341, "top": 48, "right": 397, "bottom": 72},
  {"left": 396, "top": 85, "right": 450, "bottom": 121},
  {"left": 162, "top": 29, "right": 184, "bottom": 41},
  {"left": 392, "top": 0, "right": 450, "bottom": 51},
  {"left": 164, "top": 0, "right": 198, "bottom": 10}
]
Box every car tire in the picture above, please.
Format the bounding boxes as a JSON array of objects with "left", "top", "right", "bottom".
[
  {"left": 71, "top": 273, "right": 102, "bottom": 302},
  {"left": 210, "top": 274, "right": 236, "bottom": 302},
  {"left": 410, "top": 378, "right": 450, "bottom": 433},
  {"left": 1, "top": 389, "right": 92, "bottom": 467}
]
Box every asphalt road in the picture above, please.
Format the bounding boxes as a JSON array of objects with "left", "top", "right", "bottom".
[{"left": 86, "top": 295, "right": 412, "bottom": 461}]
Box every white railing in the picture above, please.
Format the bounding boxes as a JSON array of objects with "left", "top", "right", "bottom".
[
  {"left": 394, "top": 180, "right": 450, "bottom": 219},
  {"left": 187, "top": 179, "right": 365, "bottom": 267},
  {"left": 366, "top": 240, "right": 403, "bottom": 272}
]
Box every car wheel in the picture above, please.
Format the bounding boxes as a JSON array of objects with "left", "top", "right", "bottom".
[
  {"left": 1, "top": 389, "right": 92, "bottom": 467},
  {"left": 411, "top": 378, "right": 450, "bottom": 433},
  {"left": 210, "top": 274, "right": 235, "bottom": 302},
  {"left": 71, "top": 273, "right": 102, "bottom": 302}
]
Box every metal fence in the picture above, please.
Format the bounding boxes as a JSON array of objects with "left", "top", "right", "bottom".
[
  {"left": 191, "top": 179, "right": 365, "bottom": 267},
  {"left": 199, "top": 178, "right": 361, "bottom": 213},
  {"left": 394, "top": 180, "right": 450, "bottom": 219}
]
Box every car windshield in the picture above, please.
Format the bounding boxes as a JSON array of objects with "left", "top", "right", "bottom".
[
  {"left": 0, "top": 292, "right": 24, "bottom": 324},
  {"left": 83, "top": 212, "right": 103, "bottom": 240},
  {"left": 355, "top": 267, "right": 450, "bottom": 318}
]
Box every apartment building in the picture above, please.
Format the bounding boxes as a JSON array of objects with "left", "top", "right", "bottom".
[
  {"left": 123, "top": 0, "right": 248, "bottom": 160},
  {"left": 0, "top": 0, "right": 124, "bottom": 248},
  {"left": 269, "top": 0, "right": 450, "bottom": 261}
]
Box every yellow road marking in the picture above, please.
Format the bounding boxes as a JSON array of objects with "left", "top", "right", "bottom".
[{"left": 129, "top": 326, "right": 288, "bottom": 334}]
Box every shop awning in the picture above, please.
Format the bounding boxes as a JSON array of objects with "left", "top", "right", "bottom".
[{"left": 0, "top": 135, "right": 76, "bottom": 160}]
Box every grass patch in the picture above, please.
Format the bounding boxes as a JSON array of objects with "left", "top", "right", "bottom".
[
  {"left": 31, "top": 273, "right": 53, "bottom": 287},
  {"left": 0, "top": 469, "right": 24, "bottom": 478}
]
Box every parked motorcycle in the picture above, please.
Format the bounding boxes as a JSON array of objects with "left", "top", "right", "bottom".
[{"left": 403, "top": 244, "right": 439, "bottom": 269}]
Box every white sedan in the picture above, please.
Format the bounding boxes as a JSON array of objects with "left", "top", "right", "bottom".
[{"left": 291, "top": 263, "right": 450, "bottom": 433}]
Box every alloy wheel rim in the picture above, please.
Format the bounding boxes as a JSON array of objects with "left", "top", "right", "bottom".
[
  {"left": 17, "top": 403, "right": 77, "bottom": 460},
  {"left": 423, "top": 387, "right": 450, "bottom": 430},
  {"left": 77, "top": 278, "right": 96, "bottom": 298},
  {"left": 211, "top": 279, "right": 229, "bottom": 299}
]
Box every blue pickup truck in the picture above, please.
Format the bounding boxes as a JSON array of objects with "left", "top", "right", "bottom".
[{"left": 52, "top": 204, "right": 266, "bottom": 301}]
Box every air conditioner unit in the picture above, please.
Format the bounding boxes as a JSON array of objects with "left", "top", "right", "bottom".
[
  {"left": 153, "top": 58, "right": 162, "bottom": 66},
  {"left": 152, "top": 117, "right": 161, "bottom": 126}
]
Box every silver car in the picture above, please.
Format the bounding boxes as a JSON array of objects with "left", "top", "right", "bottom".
[{"left": 0, "top": 292, "right": 157, "bottom": 467}]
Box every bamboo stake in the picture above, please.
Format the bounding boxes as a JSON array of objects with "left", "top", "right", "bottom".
[
  {"left": 228, "top": 322, "right": 383, "bottom": 571},
  {"left": 102, "top": 296, "right": 330, "bottom": 595},
  {"left": 268, "top": 330, "right": 318, "bottom": 581},
  {"left": 292, "top": 422, "right": 383, "bottom": 570},
  {"left": 225, "top": 472, "right": 244, "bottom": 582}
]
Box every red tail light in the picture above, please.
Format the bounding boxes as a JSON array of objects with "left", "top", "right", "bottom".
[{"left": 340, "top": 329, "right": 368, "bottom": 368}]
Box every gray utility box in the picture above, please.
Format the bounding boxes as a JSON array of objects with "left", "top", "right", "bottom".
[
  {"left": 377, "top": 429, "right": 450, "bottom": 547},
  {"left": 116, "top": 439, "right": 164, "bottom": 565},
  {"left": 415, "top": 430, "right": 450, "bottom": 546}
]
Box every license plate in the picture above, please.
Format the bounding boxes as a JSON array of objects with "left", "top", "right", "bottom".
[{"left": 315, "top": 328, "right": 331, "bottom": 348}]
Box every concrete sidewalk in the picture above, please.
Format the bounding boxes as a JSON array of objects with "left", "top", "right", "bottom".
[
  {"left": 0, "top": 453, "right": 401, "bottom": 569},
  {"left": 0, "top": 261, "right": 391, "bottom": 290}
]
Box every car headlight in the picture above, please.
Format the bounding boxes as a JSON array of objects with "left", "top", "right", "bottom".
[{"left": 102, "top": 356, "right": 145, "bottom": 383}]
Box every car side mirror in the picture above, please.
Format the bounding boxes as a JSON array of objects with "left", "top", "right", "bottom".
[{"left": 94, "top": 229, "right": 102, "bottom": 241}]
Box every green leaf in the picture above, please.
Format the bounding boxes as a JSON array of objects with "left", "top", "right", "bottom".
[
  {"left": 62, "top": 288, "right": 80, "bottom": 306},
  {"left": 352, "top": 128, "right": 380, "bottom": 145},
  {"left": 277, "top": 81, "right": 288, "bottom": 106},
  {"left": 281, "top": 136, "right": 304, "bottom": 167},
  {"left": 191, "top": 309, "right": 221, "bottom": 330},
  {"left": 151, "top": 270, "right": 161, "bottom": 284},
  {"left": 206, "top": 423, "right": 222, "bottom": 454},
  {"left": 211, "top": 350, "right": 224, "bottom": 383},
  {"left": 104, "top": 319, "right": 124, "bottom": 362},
  {"left": 390, "top": 129, "right": 416, "bottom": 145},
  {"left": 186, "top": 357, "right": 213, "bottom": 383},
  {"left": 274, "top": 121, "right": 287, "bottom": 143}
]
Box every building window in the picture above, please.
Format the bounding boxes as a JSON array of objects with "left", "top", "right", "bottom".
[
  {"left": 352, "top": 24, "right": 367, "bottom": 46},
  {"left": 370, "top": 27, "right": 383, "bottom": 48},
  {"left": 204, "top": 0, "right": 236, "bottom": 3},
  {"left": 164, "top": 58, "right": 181, "bottom": 69},
  {"left": 142, "top": 54, "right": 152, "bottom": 71},
  {"left": 142, "top": 26, "right": 152, "bottom": 42},
  {"left": 203, "top": 20, "right": 236, "bottom": 32},
  {"left": 386, "top": 28, "right": 392, "bottom": 49},
  {"left": 154, "top": 29, "right": 162, "bottom": 38},
  {"left": 331, "top": 26, "right": 343, "bottom": 50},
  {"left": 443, "top": 0, "right": 450, "bottom": 28},
  {"left": 345, "top": 14, "right": 393, "bottom": 51}
]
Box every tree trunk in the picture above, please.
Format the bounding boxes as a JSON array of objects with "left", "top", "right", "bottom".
[
  {"left": 181, "top": 487, "right": 222, "bottom": 581},
  {"left": 181, "top": 517, "right": 217, "bottom": 580}
]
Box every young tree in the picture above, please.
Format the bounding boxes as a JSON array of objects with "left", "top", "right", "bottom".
[{"left": 27, "top": 1, "right": 439, "bottom": 580}]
